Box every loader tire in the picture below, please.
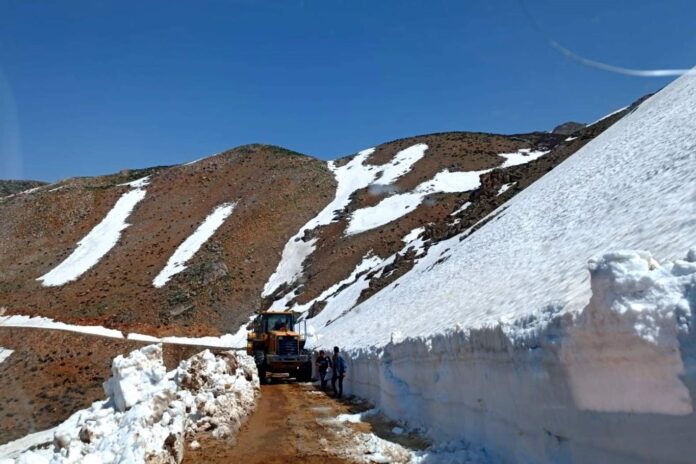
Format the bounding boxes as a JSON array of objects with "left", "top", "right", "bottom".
[
  {"left": 297, "top": 361, "right": 312, "bottom": 382},
  {"left": 254, "top": 351, "right": 267, "bottom": 384}
]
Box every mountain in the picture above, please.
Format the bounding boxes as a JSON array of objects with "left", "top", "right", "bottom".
[
  {"left": 0, "top": 180, "right": 47, "bottom": 198},
  {"left": 0, "top": 99, "right": 640, "bottom": 446}
]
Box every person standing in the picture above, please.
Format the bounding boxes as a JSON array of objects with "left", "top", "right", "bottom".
[
  {"left": 315, "top": 350, "right": 331, "bottom": 391},
  {"left": 331, "top": 346, "right": 347, "bottom": 398}
]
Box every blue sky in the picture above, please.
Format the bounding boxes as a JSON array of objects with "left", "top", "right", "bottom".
[{"left": 1, "top": 0, "right": 694, "bottom": 181}]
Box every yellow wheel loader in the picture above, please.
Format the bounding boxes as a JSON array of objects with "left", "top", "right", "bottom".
[{"left": 246, "top": 311, "right": 312, "bottom": 384}]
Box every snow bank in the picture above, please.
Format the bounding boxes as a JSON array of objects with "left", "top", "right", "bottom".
[
  {"left": 37, "top": 180, "right": 149, "bottom": 286},
  {"left": 1, "top": 345, "right": 259, "bottom": 463},
  {"left": 263, "top": 144, "right": 427, "bottom": 300},
  {"left": 309, "top": 71, "right": 696, "bottom": 462},
  {"left": 153, "top": 202, "right": 236, "bottom": 288},
  {"left": 341, "top": 250, "right": 695, "bottom": 463}
]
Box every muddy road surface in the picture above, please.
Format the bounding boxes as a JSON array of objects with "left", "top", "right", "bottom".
[{"left": 184, "top": 380, "right": 426, "bottom": 463}]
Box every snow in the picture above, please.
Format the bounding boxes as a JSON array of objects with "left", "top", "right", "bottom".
[
  {"left": 292, "top": 254, "right": 387, "bottom": 321},
  {"left": 117, "top": 176, "right": 150, "bottom": 188},
  {"left": 373, "top": 143, "right": 427, "bottom": 186},
  {"left": 263, "top": 144, "right": 427, "bottom": 300},
  {"left": 37, "top": 181, "right": 148, "bottom": 287},
  {"left": 308, "top": 71, "right": 696, "bottom": 462},
  {"left": 496, "top": 182, "right": 514, "bottom": 196},
  {"left": 497, "top": 148, "right": 550, "bottom": 168},
  {"left": 402, "top": 227, "right": 424, "bottom": 244},
  {"left": 153, "top": 202, "right": 236, "bottom": 288},
  {"left": 449, "top": 201, "right": 471, "bottom": 216},
  {"left": 347, "top": 169, "right": 488, "bottom": 235},
  {"left": 2, "top": 345, "right": 259, "bottom": 463},
  {"left": 589, "top": 105, "right": 629, "bottom": 126},
  {"left": 103, "top": 344, "right": 168, "bottom": 412},
  {"left": 0, "top": 315, "right": 124, "bottom": 339},
  {"left": 0, "top": 347, "right": 13, "bottom": 365},
  {"left": 320, "top": 72, "right": 695, "bottom": 349},
  {"left": 565, "top": 136, "right": 578, "bottom": 142},
  {"left": 0, "top": 314, "right": 248, "bottom": 349}
]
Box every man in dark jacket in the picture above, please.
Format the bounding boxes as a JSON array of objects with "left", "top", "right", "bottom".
[
  {"left": 315, "top": 350, "right": 331, "bottom": 390},
  {"left": 331, "top": 346, "right": 347, "bottom": 398}
]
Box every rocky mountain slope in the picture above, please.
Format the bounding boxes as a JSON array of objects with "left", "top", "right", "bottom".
[
  {"left": 0, "top": 180, "right": 47, "bottom": 198},
  {"left": 0, "top": 99, "right": 640, "bottom": 445}
]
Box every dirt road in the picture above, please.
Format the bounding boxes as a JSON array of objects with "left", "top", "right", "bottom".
[{"left": 184, "top": 380, "right": 425, "bottom": 463}]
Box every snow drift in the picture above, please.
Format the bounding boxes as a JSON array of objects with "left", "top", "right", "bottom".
[
  {"left": 308, "top": 70, "right": 696, "bottom": 462},
  {"left": 0, "top": 345, "right": 259, "bottom": 463}
]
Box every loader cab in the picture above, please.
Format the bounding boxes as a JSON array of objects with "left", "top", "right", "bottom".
[
  {"left": 247, "top": 310, "right": 311, "bottom": 383},
  {"left": 262, "top": 313, "right": 294, "bottom": 332}
]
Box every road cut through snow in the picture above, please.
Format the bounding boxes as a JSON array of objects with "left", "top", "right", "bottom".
[{"left": 307, "top": 70, "right": 696, "bottom": 463}]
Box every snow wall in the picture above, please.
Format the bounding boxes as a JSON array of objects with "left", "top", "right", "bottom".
[
  {"left": 344, "top": 250, "right": 696, "bottom": 463},
  {"left": 315, "top": 70, "right": 696, "bottom": 463}
]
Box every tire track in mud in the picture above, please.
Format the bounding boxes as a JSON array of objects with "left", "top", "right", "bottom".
[{"left": 183, "top": 381, "right": 424, "bottom": 464}]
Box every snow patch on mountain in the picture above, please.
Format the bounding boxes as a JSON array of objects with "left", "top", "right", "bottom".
[
  {"left": 263, "top": 144, "right": 427, "bottom": 299},
  {"left": 496, "top": 182, "right": 514, "bottom": 196},
  {"left": 37, "top": 180, "right": 149, "bottom": 287},
  {"left": 0, "top": 345, "right": 259, "bottom": 463},
  {"left": 498, "top": 148, "right": 550, "bottom": 168},
  {"left": 0, "top": 347, "right": 13, "bottom": 365},
  {"left": 0, "top": 314, "right": 124, "bottom": 339},
  {"left": 347, "top": 168, "right": 489, "bottom": 235},
  {"left": 153, "top": 202, "right": 236, "bottom": 288}
]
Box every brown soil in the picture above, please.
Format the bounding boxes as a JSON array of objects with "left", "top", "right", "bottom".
[
  {"left": 184, "top": 381, "right": 422, "bottom": 464},
  {"left": 0, "top": 145, "right": 335, "bottom": 335},
  {"left": 184, "top": 382, "right": 353, "bottom": 463}
]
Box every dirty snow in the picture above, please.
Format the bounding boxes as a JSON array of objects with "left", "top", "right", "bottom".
[
  {"left": 2, "top": 345, "right": 259, "bottom": 463},
  {"left": 263, "top": 144, "right": 427, "bottom": 300},
  {"left": 37, "top": 180, "right": 148, "bottom": 286},
  {"left": 153, "top": 202, "right": 236, "bottom": 288}
]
